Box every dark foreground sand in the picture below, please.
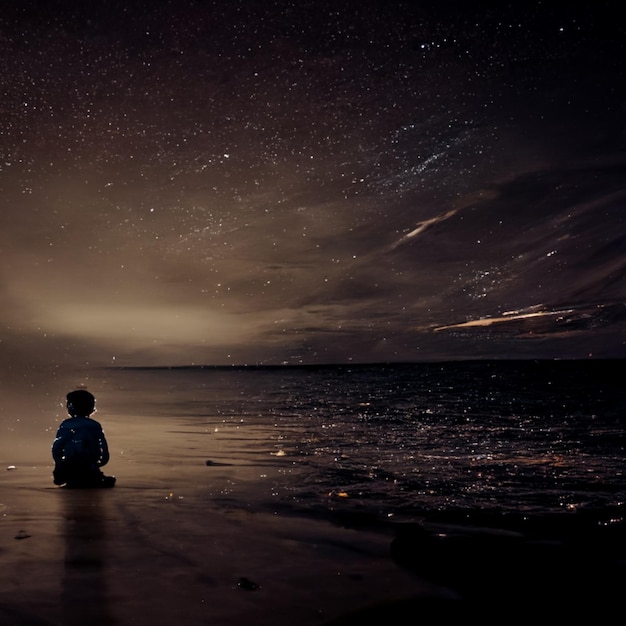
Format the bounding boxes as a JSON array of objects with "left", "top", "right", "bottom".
[
  {"left": 1, "top": 458, "right": 459, "bottom": 626},
  {"left": 2, "top": 414, "right": 624, "bottom": 625}
]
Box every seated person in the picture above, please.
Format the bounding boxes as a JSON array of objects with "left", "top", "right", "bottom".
[{"left": 52, "top": 389, "right": 116, "bottom": 488}]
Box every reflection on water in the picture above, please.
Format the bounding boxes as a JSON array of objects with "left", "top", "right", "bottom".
[
  {"left": 61, "top": 490, "right": 115, "bottom": 626},
  {"left": 96, "top": 361, "right": 625, "bottom": 517}
]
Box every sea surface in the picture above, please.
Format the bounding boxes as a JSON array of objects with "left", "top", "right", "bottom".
[{"left": 99, "top": 359, "right": 625, "bottom": 522}]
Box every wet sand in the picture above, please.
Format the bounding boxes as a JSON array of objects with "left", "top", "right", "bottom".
[
  {"left": 1, "top": 437, "right": 451, "bottom": 626},
  {"left": 2, "top": 411, "right": 624, "bottom": 625}
]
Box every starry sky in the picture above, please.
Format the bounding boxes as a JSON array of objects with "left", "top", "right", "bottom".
[{"left": 1, "top": 0, "right": 625, "bottom": 381}]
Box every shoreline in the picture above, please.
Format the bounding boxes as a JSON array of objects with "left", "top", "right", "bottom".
[
  {"left": 1, "top": 462, "right": 450, "bottom": 626},
  {"left": 3, "top": 397, "right": 625, "bottom": 624},
  {"left": 3, "top": 456, "right": 625, "bottom": 624}
]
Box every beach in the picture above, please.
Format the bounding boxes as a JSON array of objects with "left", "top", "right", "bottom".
[
  {"left": 2, "top": 363, "right": 624, "bottom": 625},
  {"left": 1, "top": 415, "right": 453, "bottom": 626},
  {"left": 4, "top": 460, "right": 625, "bottom": 626}
]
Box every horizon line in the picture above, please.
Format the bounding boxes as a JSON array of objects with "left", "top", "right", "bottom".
[{"left": 102, "top": 355, "right": 622, "bottom": 370}]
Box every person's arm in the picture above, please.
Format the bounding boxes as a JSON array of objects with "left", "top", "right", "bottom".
[
  {"left": 51, "top": 426, "right": 68, "bottom": 464},
  {"left": 98, "top": 426, "right": 110, "bottom": 467}
]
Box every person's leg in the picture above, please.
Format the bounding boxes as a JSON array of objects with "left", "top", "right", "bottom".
[
  {"left": 88, "top": 467, "right": 116, "bottom": 488},
  {"left": 53, "top": 464, "right": 68, "bottom": 485},
  {"left": 54, "top": 461, "right": 115, "bottom": 488},
  {"left": 100, "top": 474, "right": 116, "bottom": 488},
  {"left": 61, "top": 461, "right": 98, "bottom": 488}
]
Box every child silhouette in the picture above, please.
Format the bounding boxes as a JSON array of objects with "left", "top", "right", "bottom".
[{"left": 52, "top": 389, "right": 116, "bottom": 488}]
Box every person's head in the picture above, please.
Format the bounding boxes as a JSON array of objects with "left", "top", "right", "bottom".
[{"left": 66, "top": 389, "right": 96, "bottom": 417}]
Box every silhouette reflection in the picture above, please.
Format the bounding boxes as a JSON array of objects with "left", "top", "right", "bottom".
[{"left": 61, "top": 489, "right": 116, "bottom": 626}]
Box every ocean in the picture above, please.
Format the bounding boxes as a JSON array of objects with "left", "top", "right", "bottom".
[{"left": 95, "top": 359, "right": 625, "bottom": 524}]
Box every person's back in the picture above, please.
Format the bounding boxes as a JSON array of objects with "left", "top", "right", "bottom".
[{"left": 52, "top": 389, "right": 115, "bottom": 488}]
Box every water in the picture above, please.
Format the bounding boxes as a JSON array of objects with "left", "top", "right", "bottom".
[{"left": 99, "top": 359, "right": 625, "bottom": 522}]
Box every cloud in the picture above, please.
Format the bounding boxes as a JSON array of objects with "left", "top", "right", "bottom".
[
  {"left": 1, "top": 2, "right": 624, "bottom": 370},
  {"left": 388, "top": 209, "right": 459, "bottom": 251}
]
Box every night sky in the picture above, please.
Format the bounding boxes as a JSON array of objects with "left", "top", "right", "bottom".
[{"left": 1, "top": 0, "right": 625, "bottom": 378}]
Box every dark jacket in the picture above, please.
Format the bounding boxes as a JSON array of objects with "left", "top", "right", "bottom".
[{"left": 52, "top": 416, "right": 110, "bottom": 468}]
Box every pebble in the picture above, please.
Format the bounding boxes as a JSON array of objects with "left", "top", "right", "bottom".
[
  {"left": 237, "top": 577, "right": 260, "bottom": 591},
  {"left": 15, "top": 530, "right": 31, "bottom": 540}
]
